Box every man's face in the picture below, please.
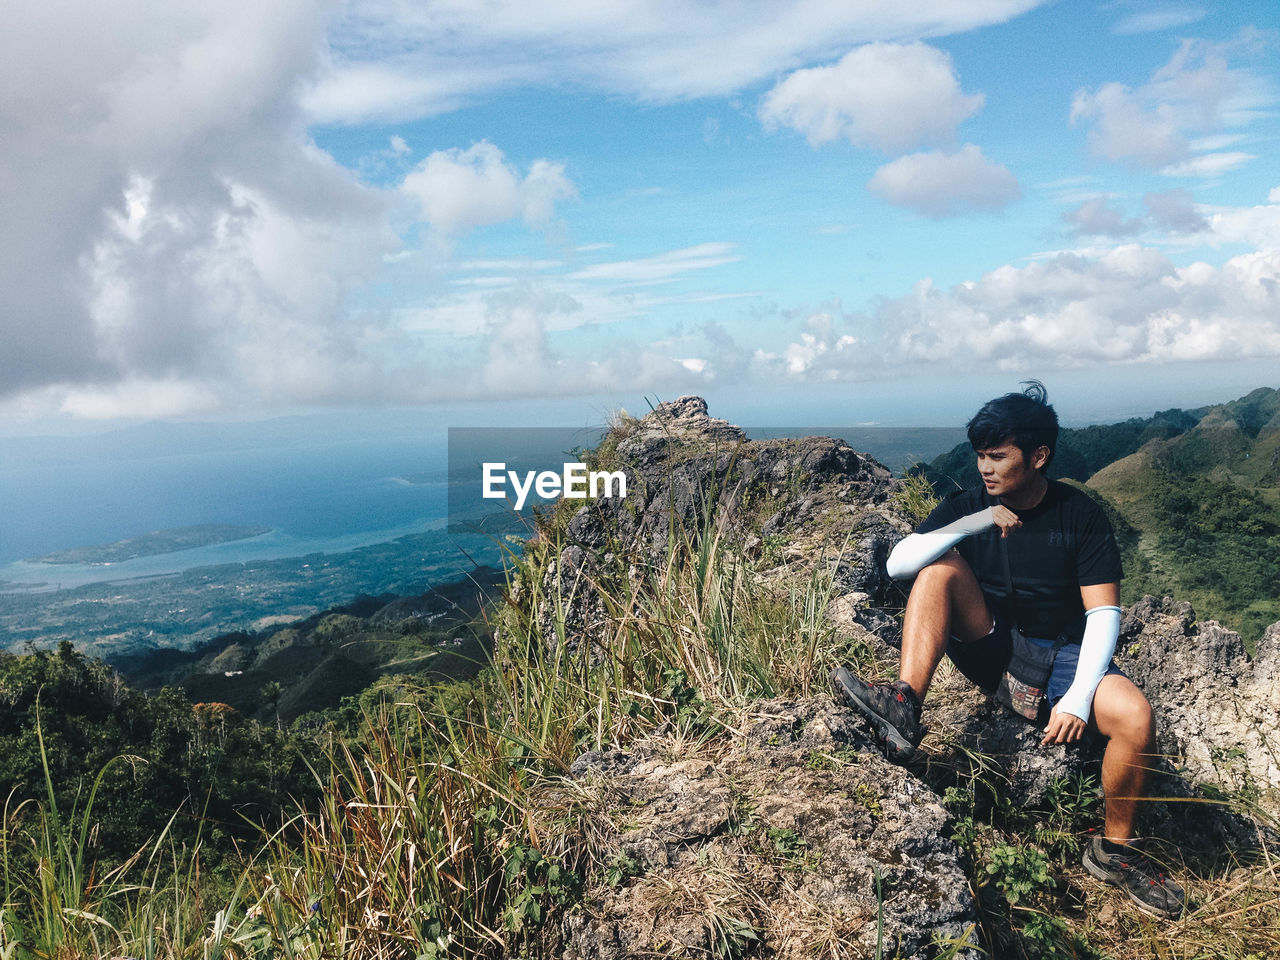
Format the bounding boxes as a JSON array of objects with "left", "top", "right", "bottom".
[{"left": 975, "top": 440, "right": 1047, "bottom": 498}]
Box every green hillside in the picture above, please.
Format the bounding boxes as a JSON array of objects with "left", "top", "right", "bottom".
[
  {"left": 917, "top": 387, "right": 1280, "bottom": 644},
  {"left": 1088, "top": 387, "right": 1280, "bottom": 644},
  {"left": 115, "top": 566, "right": 503, "bottom": 723}
]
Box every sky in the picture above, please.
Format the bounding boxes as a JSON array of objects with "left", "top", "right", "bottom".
[{"left": 4, "top": 0, "right": 1280, "bottom": 433}]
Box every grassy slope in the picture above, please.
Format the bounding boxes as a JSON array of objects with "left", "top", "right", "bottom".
[
  {"left": 1087, "top": 391, "right": 1280, "bottom": 646},
  {"left": 117, "top": 567, "right": 503, "bottom": 723}
]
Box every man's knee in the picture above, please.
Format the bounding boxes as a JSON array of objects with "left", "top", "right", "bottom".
[
  {"left": 904, "top": 551, "right": 992, "bottom": 643},
  {"left": 1094, "top": 678, "right": 1155, "bottom": 746},
  {"left": 909, "top": 551, "right": 970, "bottom": 588}
]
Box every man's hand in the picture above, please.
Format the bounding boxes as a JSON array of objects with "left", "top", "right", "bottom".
[
  {"left": 991, "top": 505, "right": 1022, "bottom": 538},
  {"left": 1041, "top": 706, "right": 1086, "bottom": 745}
]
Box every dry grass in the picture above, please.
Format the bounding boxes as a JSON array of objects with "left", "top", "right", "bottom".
[{"left": 3, "top": 465, "right": 1277, "bottom": 960}]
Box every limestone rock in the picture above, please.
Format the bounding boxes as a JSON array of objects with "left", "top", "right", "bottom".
[
  {"left": 923, "top": 668, "right": 1104, "bottom": 805},
  {"left": 555, "top": 700, "right": 978, "bottom": 960},
  {"left": 528, "top": 397, "right": 900, "bottom": 657},
  {"left": 1115, "top": 596, "right": 1280, "bottom": 820}
]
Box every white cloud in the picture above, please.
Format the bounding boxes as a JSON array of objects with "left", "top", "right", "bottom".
[
  {"left": 1071, "top": 36, "right": 1269, "bottom": 169},
  {"left": 1064, "top": 197, "right": 1142, "bottom": 237},
  {"left": 1112, "top": 7, "right": 1207, "bottom": 35},
  {"left": 1188, "top": 133, "right": 1247, "bottom": 151},
  {"left": 775, "top": 314, "right": 858, "bottom": 375},
  {"left": 394, "top": 241, "right": 749, "bottom": 339},
  {"left": 59, "top": 380, "right": 223, "bottom": 421},
  {"left": 1143, "top": 188, "right": 1208, "bottom": 233},
  {"left": 396, "top": 195, "right": 1280, "bottom": 398},
  {"left": 568, "top": 243, "right": 742, "bottom": 284},
  {"left": 456, "top": 258, "right": 564, "bottom": 272},
  {"left": 301, "top": 61, "right": 504, "bottom": 124},
  {"left": 1270, "top": 187, "right": 1280, "bottom": 204},
  {"left": 749, "top": 244, "right": 1280, "bottom": 380},
  {"left": 81, "top": 171, "right": 399, "bottom": 406},
  {"left": 401, "top": 142, "right": 576, "bottom": 234},
  {"left": 1203, "top": 196, "right": 1280, "bottom": 250},
  {"left": 867, "top": 145, "right": 1020, "bottom": 218},
  {"left": 452, "top": 282, "right": 727, "bottom": 400},
  {"left": 11, "top": 0, "right": 1277, "bottom": 419},
  {"left": 307, "top": 0, "right": 1047, "bottom": 122},
  {"left": 0, "top": 0, "right": 596, "bottom": 418},
  {"left": 0, "top": 0, "right": 413, "bottom": 414},
  {"left": 759, "top": 42, "right": 982, "bottom": 152},
  {"left": 1070, "top": 81, "right": 1187, "bottom": 167},
  {"left": 1160, "top": 151, "right": 1256, "bottom": 178},
  {"left": 1062, "top": 190, "right": 1209, "bottom": 238}
]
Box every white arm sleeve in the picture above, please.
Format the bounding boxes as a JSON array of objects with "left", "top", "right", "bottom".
[
  {"left": 1054, "top": 605, "right": 1122, "bottom": 723},
  {"left": 885, "top": 507, "right": 996, "bottom": 580}
]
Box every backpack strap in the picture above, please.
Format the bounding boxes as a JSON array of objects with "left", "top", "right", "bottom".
[
  {"left": 999, "top": 534, "right": 1018, "bottom": 628},
  {"left": 1000, "top": 533, "right": 1066, "bottom": 651}
]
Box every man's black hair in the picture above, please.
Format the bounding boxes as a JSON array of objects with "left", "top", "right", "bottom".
[{"left": 966, "top": 379, "right": 1059, "bottom": 471}]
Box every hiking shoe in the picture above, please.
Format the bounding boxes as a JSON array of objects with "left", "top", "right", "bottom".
[
  {"left": 1082, "top": 837, "right": 1185, "bottom": 919},
  {"left": 830, "top": 667, "right": 924, "bottom": 763}
]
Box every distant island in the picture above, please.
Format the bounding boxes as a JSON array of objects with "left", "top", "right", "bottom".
[
  {"left": 396, "top": 469, "right": 457, "bottom": 487},
  {"left": 29, "top": 524, "right": 272, "bottom": 565}
]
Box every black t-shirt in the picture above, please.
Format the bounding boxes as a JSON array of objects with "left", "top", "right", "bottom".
[{"left": 916, "top": 479, "right": 1123, "bottom": 641}]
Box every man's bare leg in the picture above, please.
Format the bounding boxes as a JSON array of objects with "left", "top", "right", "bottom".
[
  {"left": 1082, "top": 674, "right": 1184, "bottom": 917},
  {"left": 1088, "top": 674, "right": 1158, "bottom": 841},
  {"left": 833, "top": 551, "right": 999, "bottom": 762},
  {"left": 899, "top": 551, "right": 998, "bottom": 701}
]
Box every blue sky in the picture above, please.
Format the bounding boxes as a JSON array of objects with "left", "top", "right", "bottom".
[{"left": 3, "top": 0, "right": 1279, "bottom": 431}]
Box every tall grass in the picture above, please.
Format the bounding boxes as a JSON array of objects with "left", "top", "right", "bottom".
[
  {"left": 490, "top": 505, "right": 864, "bottom": 766},
  {"left": 196, "top": 503, "right": 865, "bottom": 958},
  {"left": 1, "top": 711, "right": 215, "bottom": 960},
  {"left": 6, "top": 462, "right": 1277, "bottom": 958},
  {"left": 210, "top": 704, "right": 537, "bottom": 958}
]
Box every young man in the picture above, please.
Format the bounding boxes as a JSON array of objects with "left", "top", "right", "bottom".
[{"left": 832, "top": 381, "right": 1185, "bottom": 919}]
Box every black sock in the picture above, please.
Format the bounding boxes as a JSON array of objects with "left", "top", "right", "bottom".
[{"left": 1100, "top": 838, "right": 1131, "bottom": 856}]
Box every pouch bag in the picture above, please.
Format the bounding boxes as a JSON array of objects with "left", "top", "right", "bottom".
[{"left": 994, "top": 628, "right": 1059, "bottom": 721}]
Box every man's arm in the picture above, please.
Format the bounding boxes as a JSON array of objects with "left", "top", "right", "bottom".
[
  {"left": 886, "top": 504, "right": 1023, "bottom": 579},
  {"left": 1043, "top": 582, "right": 1122, "bottom": 743}
]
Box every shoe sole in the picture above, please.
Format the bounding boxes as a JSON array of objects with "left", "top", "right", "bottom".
[
  {"left": 830, "top": 667, "right": 917, "bottom": 763},
  {"left": 1082, "top": 847, "right": 1184, "bottom": 920}
]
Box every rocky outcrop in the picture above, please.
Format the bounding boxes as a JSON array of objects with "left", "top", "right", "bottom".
[
  {"left": 576, "top": 396, "right": 895, "bottom": 565},
  {"left": 570, "top": 398, "right": 1280, "bottom": 818},
  {"left": 1115, "top": 596, "right": 1280, "bottom": 819},
  {"left": 555, "top": 700, "right": 978, "bottom": 960},
  {"left": 524, "top": 397, "right": 902, "bottom": 654},
  {"left": 838, "top": 593, "right": 1280, "bottom": 826}
]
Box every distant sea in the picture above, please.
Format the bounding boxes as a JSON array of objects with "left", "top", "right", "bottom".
[
  {"left": 0, "top": 423, "right": 964, "bottom": 593},
  {"left": 0, "top": 432, "right": 449, "bottom": 587}
]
